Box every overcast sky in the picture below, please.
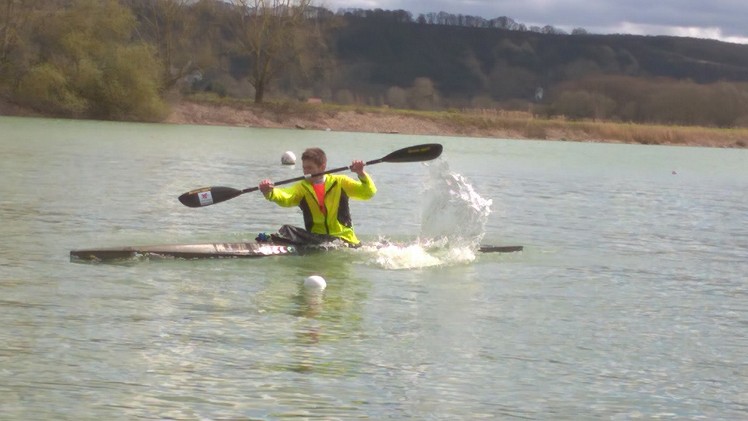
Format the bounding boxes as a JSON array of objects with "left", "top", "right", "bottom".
[{"left": 320, "top": 0, "right": 748, "bottom": 44}]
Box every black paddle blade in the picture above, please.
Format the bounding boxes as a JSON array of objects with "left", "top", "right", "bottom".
[
  {"left": 178, "top": 186, "right": 243, "bottom": 208},
  {"left": 478, "top": 245, "right": 524, "bottom": 253},
  {"left": 381, "top": 143, "right": 443, "bottom": 163}
]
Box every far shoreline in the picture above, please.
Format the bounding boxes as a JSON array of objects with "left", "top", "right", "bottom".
[
  {"left": 164, "top": 100, "right": 747, "bottom": 149},
  {"left": 2, "top": 98, "right": 747, "bottom": 149}
]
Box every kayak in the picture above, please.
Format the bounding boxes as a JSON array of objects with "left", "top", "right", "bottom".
[
  {"left": 70, "top": 241, "right": 304, "bottom": 261},
  {"left": 69, "top": 241, "right": 523, "bottom": 262}
]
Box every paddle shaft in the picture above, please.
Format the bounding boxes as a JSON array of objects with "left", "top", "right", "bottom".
[{"left": 238, "top": 158, "right": 385, "bottom": 194}]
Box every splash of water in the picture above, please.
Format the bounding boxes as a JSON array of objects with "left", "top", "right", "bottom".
[
  {"left": 420, "top": 159, "right": 492, "bottom": 246},
  {"left": 363, "top": 160, "right": 493, "bottom": 270},
  {"left": 360, "top": 237, "right": 479, "bottom": 270}
]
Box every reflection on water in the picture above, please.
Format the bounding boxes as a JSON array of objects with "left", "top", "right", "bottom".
[{"left": 1, "top": 117, "right": 747, "bottom": 419}]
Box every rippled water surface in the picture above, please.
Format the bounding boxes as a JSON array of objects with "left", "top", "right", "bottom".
[{"left": 1, "top": 116, "right": 747, "bottom": 419}]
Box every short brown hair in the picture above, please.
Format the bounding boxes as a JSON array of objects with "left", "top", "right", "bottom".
[{"left": 301, "top": 147, "right": 327, "bottom": 166}]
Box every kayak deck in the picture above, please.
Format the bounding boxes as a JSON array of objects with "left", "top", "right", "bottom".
[
  {"left": 70, "top": 242, "right": 523, "bottom": 262},
  {"left": 70, "top": 242, "right": 300, "bottom": 261}
]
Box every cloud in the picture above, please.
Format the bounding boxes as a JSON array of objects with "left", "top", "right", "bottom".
[{"left": 321, "top": 0, "right": 748, "bottom": 44}]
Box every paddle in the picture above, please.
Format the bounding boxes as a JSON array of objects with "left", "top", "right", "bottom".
[{"left": 178, "top": 143, "right": 443, "bottom": 208}]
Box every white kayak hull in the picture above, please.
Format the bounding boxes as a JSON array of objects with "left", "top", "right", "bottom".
[{"left": 70, "top": 241, "right": 523, "bottom": 262}]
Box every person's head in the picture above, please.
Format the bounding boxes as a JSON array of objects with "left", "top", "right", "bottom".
[{"left": 301, "top": 147, "right": 327, "bottom": 176}]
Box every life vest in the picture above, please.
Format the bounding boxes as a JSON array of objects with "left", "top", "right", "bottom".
[{"left": 263, "top": 173, "right": 376, "bottom": 244}]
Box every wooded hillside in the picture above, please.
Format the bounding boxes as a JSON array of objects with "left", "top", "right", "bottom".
[{"left": 2, "top": 0, "right": 748, "bottom": 127}]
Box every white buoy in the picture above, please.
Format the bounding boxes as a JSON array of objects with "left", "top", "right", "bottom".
[
  {"left": 304, "top": 275, "right": 326, "bottom": 290},
  {"left": 281, "top": 151, "right": 296, "bottom": 165}
]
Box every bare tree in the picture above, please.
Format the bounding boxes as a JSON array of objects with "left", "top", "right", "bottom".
[
  {"left": 124, "top": 0, "right": 194, "bottom": 90},
  {"left": 0, "top": 0, "right": 19, "bottom": 64},
  {"left": 0, "top": 0, "right": 43, "bottom": 81},
  {"left": 230, "top": 0, "right": 312, "bottom": 103},
  {"left": 409, "top": 77, "right": 439, "bottom": 110}
]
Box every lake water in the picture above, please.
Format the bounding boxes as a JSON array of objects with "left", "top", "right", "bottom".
[{"left": 1, "top": 116, "right": 747, "bottom": 419}]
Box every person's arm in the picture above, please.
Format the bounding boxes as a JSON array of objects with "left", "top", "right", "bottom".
[
  {"left": 345, "top": 160, "right": 377, "bottom": 199},
  {"left": 350, "top": 160, "right": 366, "bottom": 178},
  {"left": 259, "top": 179, "right": 303, "bottom": 206},
  {"left": 259, "top": 179, "right": 274, "bottom": 195}
]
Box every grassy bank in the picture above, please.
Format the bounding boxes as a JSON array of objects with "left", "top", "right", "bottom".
[
  {"left": 180, "top": 94, "right": 748, "bottom": 149},
  {"left": 439, "top": 111, "right": 748, "bottom": 148},
  {"left": 3, "top": 93, "right": 746, "bottom": 148}
]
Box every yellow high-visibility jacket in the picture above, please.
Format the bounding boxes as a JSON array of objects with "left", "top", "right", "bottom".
[{"left": 263, "top": 174, "right": 376, "bottom": 244}]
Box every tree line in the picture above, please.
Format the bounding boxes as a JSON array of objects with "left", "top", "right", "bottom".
[
  {"left": 2, "top": 0, "right": 748, "bottom": 127},
  {"left": 1, "top": 0, "right": 169, "bottom": 120},
  {"left": 339, "top": 7, "right": 575, "bottom": 34}
]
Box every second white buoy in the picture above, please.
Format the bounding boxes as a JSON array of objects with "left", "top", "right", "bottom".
[
  {"left": 304, "top": 275, "right": 326, "bottom": 290},
  {"left": 281, "top": 151, "right": 296, "bottom": 165}
]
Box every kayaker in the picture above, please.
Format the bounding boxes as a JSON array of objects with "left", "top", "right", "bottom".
[{"left": 258, "top": 147, "right": 377, "bottom": 246}]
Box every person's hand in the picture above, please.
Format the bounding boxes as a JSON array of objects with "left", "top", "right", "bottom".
[
  {"left": 350, "top": 160, "right": 366, "bottom": 177},
  {"left": 259, "top": 179, "right": 274, "bottom": 194}
]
